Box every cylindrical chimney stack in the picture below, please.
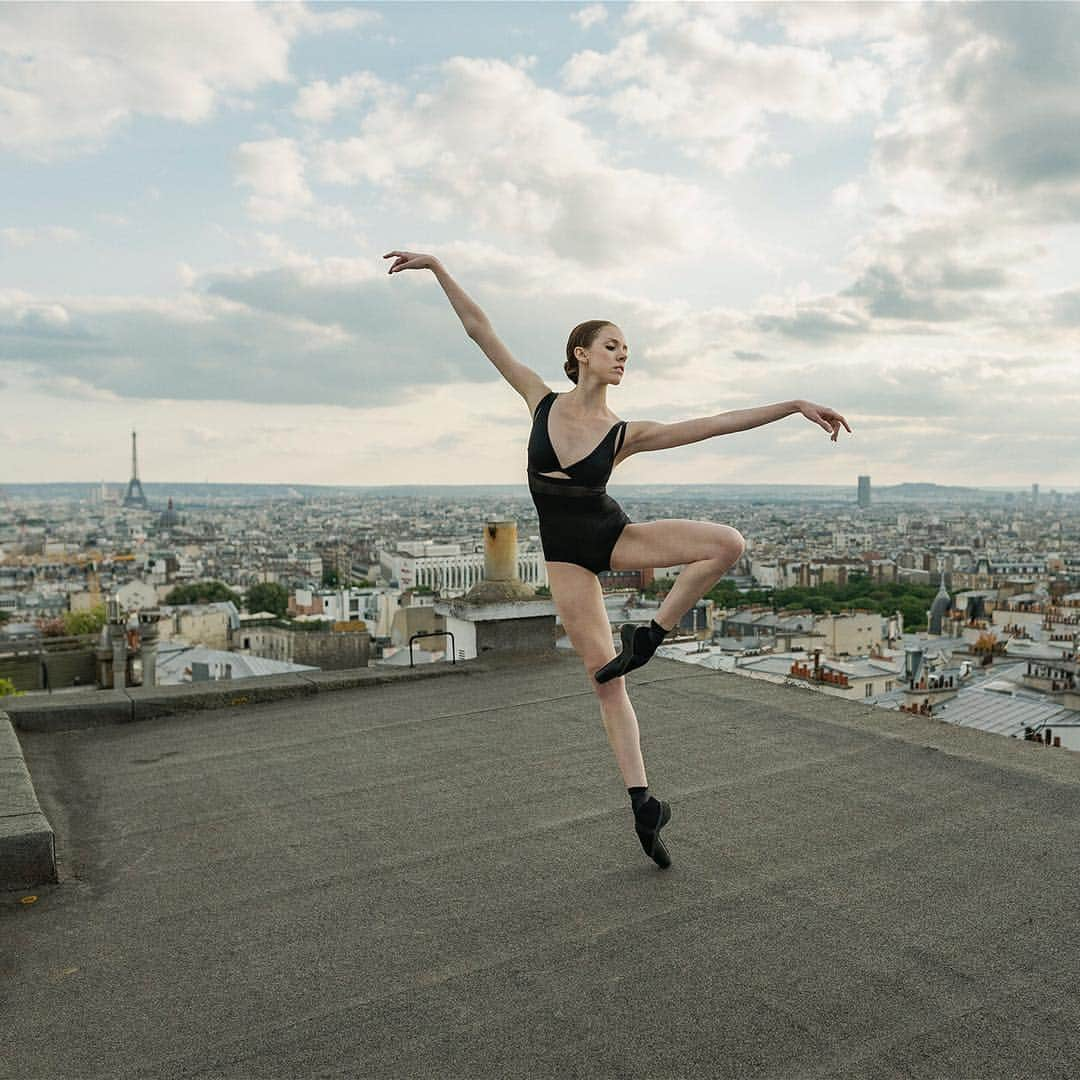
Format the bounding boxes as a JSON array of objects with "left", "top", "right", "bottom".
[
  {"left": 483, "top": 520, "right": 519, "bottom": 583},
  {"left": 139, "top": 608, "right": 162, "bottom": 688},
  {"left": 107, "top": 595, "right": 127, "bottom": 690}
]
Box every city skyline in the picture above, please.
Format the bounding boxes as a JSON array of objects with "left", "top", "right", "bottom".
[{"left": 3, "top": 2, "right": 1079, "bottom": 485}]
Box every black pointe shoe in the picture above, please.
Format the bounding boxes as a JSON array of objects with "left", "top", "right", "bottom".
[
  {"left": 634, "top": 799, "right": 672, "bottom": 869},
  {"left": 594, "top": 624, "right": 651, "bottom": 684}
]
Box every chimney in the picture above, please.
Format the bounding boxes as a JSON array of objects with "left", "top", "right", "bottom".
[
  {"left": 433, "top": 519, "right": 553, "bottom": 659},
  {"left": 462, "top": 520, "right": 535, "bottom": 603},
  {"left": 905, "top": 646, "right": 924, "bottom": 681},
  {"left": 484, "top": 520, "right": 518, "bottom": 586},
  {"left": 107, "top": 595, "right": 127, "bottom": 689},
  {"left": 138, "top": 608, "right": 162, "bottom": 688}
]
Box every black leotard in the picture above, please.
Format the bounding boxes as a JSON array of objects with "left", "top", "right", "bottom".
[{"left": 527, "top": 390, "right": 632, "bottom": 574}]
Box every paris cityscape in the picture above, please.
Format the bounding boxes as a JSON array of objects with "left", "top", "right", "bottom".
[{"left": 3, "top": 426, "right": 1078, "bottom": 753}]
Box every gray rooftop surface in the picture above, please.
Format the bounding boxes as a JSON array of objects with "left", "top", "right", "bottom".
[{"left": 5, "top": 652, "right": 1080, "bottom": 1079}]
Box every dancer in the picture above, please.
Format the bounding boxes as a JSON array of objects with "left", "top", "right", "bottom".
[{"left": 385, "top": 250, "right": 851, "bottom": 868}]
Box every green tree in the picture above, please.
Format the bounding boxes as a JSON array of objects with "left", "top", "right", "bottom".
[
  {"left": 62, "top": 605, "right": 107, "bottom": 636},
  {"left": 321, "top": 568, "right": 340, "bottom": 588},
  {"left": 246, "top": 582, "right": 289, "bottom": 617},
  {"left": 165, "top": 581, "right": 242, "bottom": 606},
  {"left": 0, "top": 677, "right": 22, "bottom": 697}
]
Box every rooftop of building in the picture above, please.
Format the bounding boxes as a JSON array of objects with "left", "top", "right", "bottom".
[
  {"left": 154, "top": 641, "right": 317, "bottom": 684},
  {"left": 6, "top": 650, "right": 1080, "bottom": 1078}
]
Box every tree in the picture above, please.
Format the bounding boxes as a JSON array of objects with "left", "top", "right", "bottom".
[
  {"left": 165, "top": 581, "right": 242, "bottom": 606},
  {"left": 246, "top": 582, "right": 289, "bottom": 617},
  {"left": 62, "top": 606, "right": 107, "bottom": 636}
]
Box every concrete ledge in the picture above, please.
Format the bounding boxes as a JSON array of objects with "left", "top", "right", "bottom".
[
  {"left": 0, "top": 712, "right": 57, "bottom": 889},
  {"left": 128, "top": 673, "right": 316, "bottom": 722},
  {"left": 299, "top": 662, "right": 475, "bottom": 692},
  {"left": 3, "top": 657, "right": 480, "bottom": 732},
  {"left": 2, "top": 689, "right": 132, "bottom": 733}
]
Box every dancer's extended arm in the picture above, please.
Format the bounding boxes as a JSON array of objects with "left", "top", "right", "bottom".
[
  {"left": 384, "top": 250, "right": 546, "bottom": 405},
  {"left": 626, "top": 400, "right": 852, "bottom": 454},
  {"left": 384, "top": 250, "right": 487, "bottom": 333}
]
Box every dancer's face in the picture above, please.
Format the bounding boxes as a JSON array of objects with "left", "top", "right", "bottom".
[{"left": 578, "top": 325, "right": 628, "bottom": 382}]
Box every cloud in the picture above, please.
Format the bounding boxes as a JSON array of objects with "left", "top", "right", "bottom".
[
  {"left": 852, "top": 4, "right": 1080, "bottom": 234},
  {"left": 0, "top": 300, "right": 90, "bottom": 339},
  {"left": 769, "top": 1, "right": 927, "bottom": 48},
  {"left": 292, "top": 71, "right": 385, "bottom": 124},
  {"left": 1050, "top": 288, "right": 1080, "bottom": 326},
  {"left": 232, "top": 137, "right": 357, "bottom": 227},
  {"left": 0, "top": 226, "right": 80, "bottom": 249},
  {"left": 7, "top": 222, "right": 1073, "bottom": 416},
  {"left": 183, "top": 426, "right": 228, "bottom": 447},
  {"left": 741, "top": 4, "right": 1080, "bottom": 347},
  {"left": 876, "top": 4, "right": 1080, "bottom": 211},
  {"left": 0, "top": 244, "right": 702, "bottom": 406},
  {"left": 34, "top": 375, "right": 120, "bottom": 402},
  {"left": 560, "top": 1, "right": 890, "bottom": 174},
  {"left": 0, "top": 1, "right": 374, "bottom": 161},
  {"left": 306, "top": 56, "right": 737, "bottom": 268},
  {"left": 840, "top": 253, "right": 1009, "bottom": 324},
  {"left": 754, "top": 299, "right": 871, "bottom": 344},
  {"left": 571, "top": 5, "right": 608, "bottom": 32}
]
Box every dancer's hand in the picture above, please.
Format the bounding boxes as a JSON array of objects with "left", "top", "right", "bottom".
[
  {"left": 797, "top": 400, "right": 852, "bottom": 442},
  {"left": 384, "top": 250, "right": 440, "bottom": 274}
]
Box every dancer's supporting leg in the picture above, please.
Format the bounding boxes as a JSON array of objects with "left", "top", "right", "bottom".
[
  {"left": 595, "top": 680, "right": 647, "bottom": 789},
  {"left": 595, "top": 677, "right": 672, "bottom": 868}
]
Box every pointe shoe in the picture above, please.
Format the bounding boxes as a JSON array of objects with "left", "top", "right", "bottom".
[
  {"left": 594, "top": 624, "right": 652, "bottom": 684},
  {"left": 634, "top": 799, "right": 672, "bottom": 869}
]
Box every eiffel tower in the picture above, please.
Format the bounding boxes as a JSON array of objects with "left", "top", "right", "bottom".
[{"left": 122, "top": 429, "right": 149, "bottom": 509}]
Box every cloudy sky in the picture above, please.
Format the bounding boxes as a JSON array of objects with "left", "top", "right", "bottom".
[{"left": 2, "top": 0, "right": 1078, "bottom": 489}]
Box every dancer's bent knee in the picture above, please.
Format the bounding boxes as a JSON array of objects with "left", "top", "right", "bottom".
[{"left": 591, "top": 669, "right": 627, "bottom": 698}]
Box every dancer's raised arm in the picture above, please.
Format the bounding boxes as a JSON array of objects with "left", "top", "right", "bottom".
[
  {"left": 384, "top": 250, "right": 547, "bottom": 408},
  {"left": 384, "top": 250, "right": 487, "bottom": 336}
]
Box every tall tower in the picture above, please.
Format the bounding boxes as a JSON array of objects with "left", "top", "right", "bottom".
[{"left": 122, "top": 429, "right": 149, "bottom": 509}]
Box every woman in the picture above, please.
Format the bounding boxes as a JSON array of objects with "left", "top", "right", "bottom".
[{"left": 385, "top": 250, "right": 851, "bottom": 869}]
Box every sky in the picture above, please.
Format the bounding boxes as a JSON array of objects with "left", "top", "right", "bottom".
[{"left": 1, "top": 0, "right": 1078, "bottom": 489}]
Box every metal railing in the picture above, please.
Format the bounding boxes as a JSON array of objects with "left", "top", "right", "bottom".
[{"left": 408, "top": 630, "right": 456, "bottom": 668}]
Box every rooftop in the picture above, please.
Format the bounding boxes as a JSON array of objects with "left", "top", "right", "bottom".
[{"left": 6, "top": 651, "right": 1080, "bottom": 1078}]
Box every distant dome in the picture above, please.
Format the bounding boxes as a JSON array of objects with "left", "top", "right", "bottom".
[
  {"left": 928, "top": 572, "right": 951, "bottom": 634},
  {"left": 158, "top": 497, "right": 180, "bottom": 528}
]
